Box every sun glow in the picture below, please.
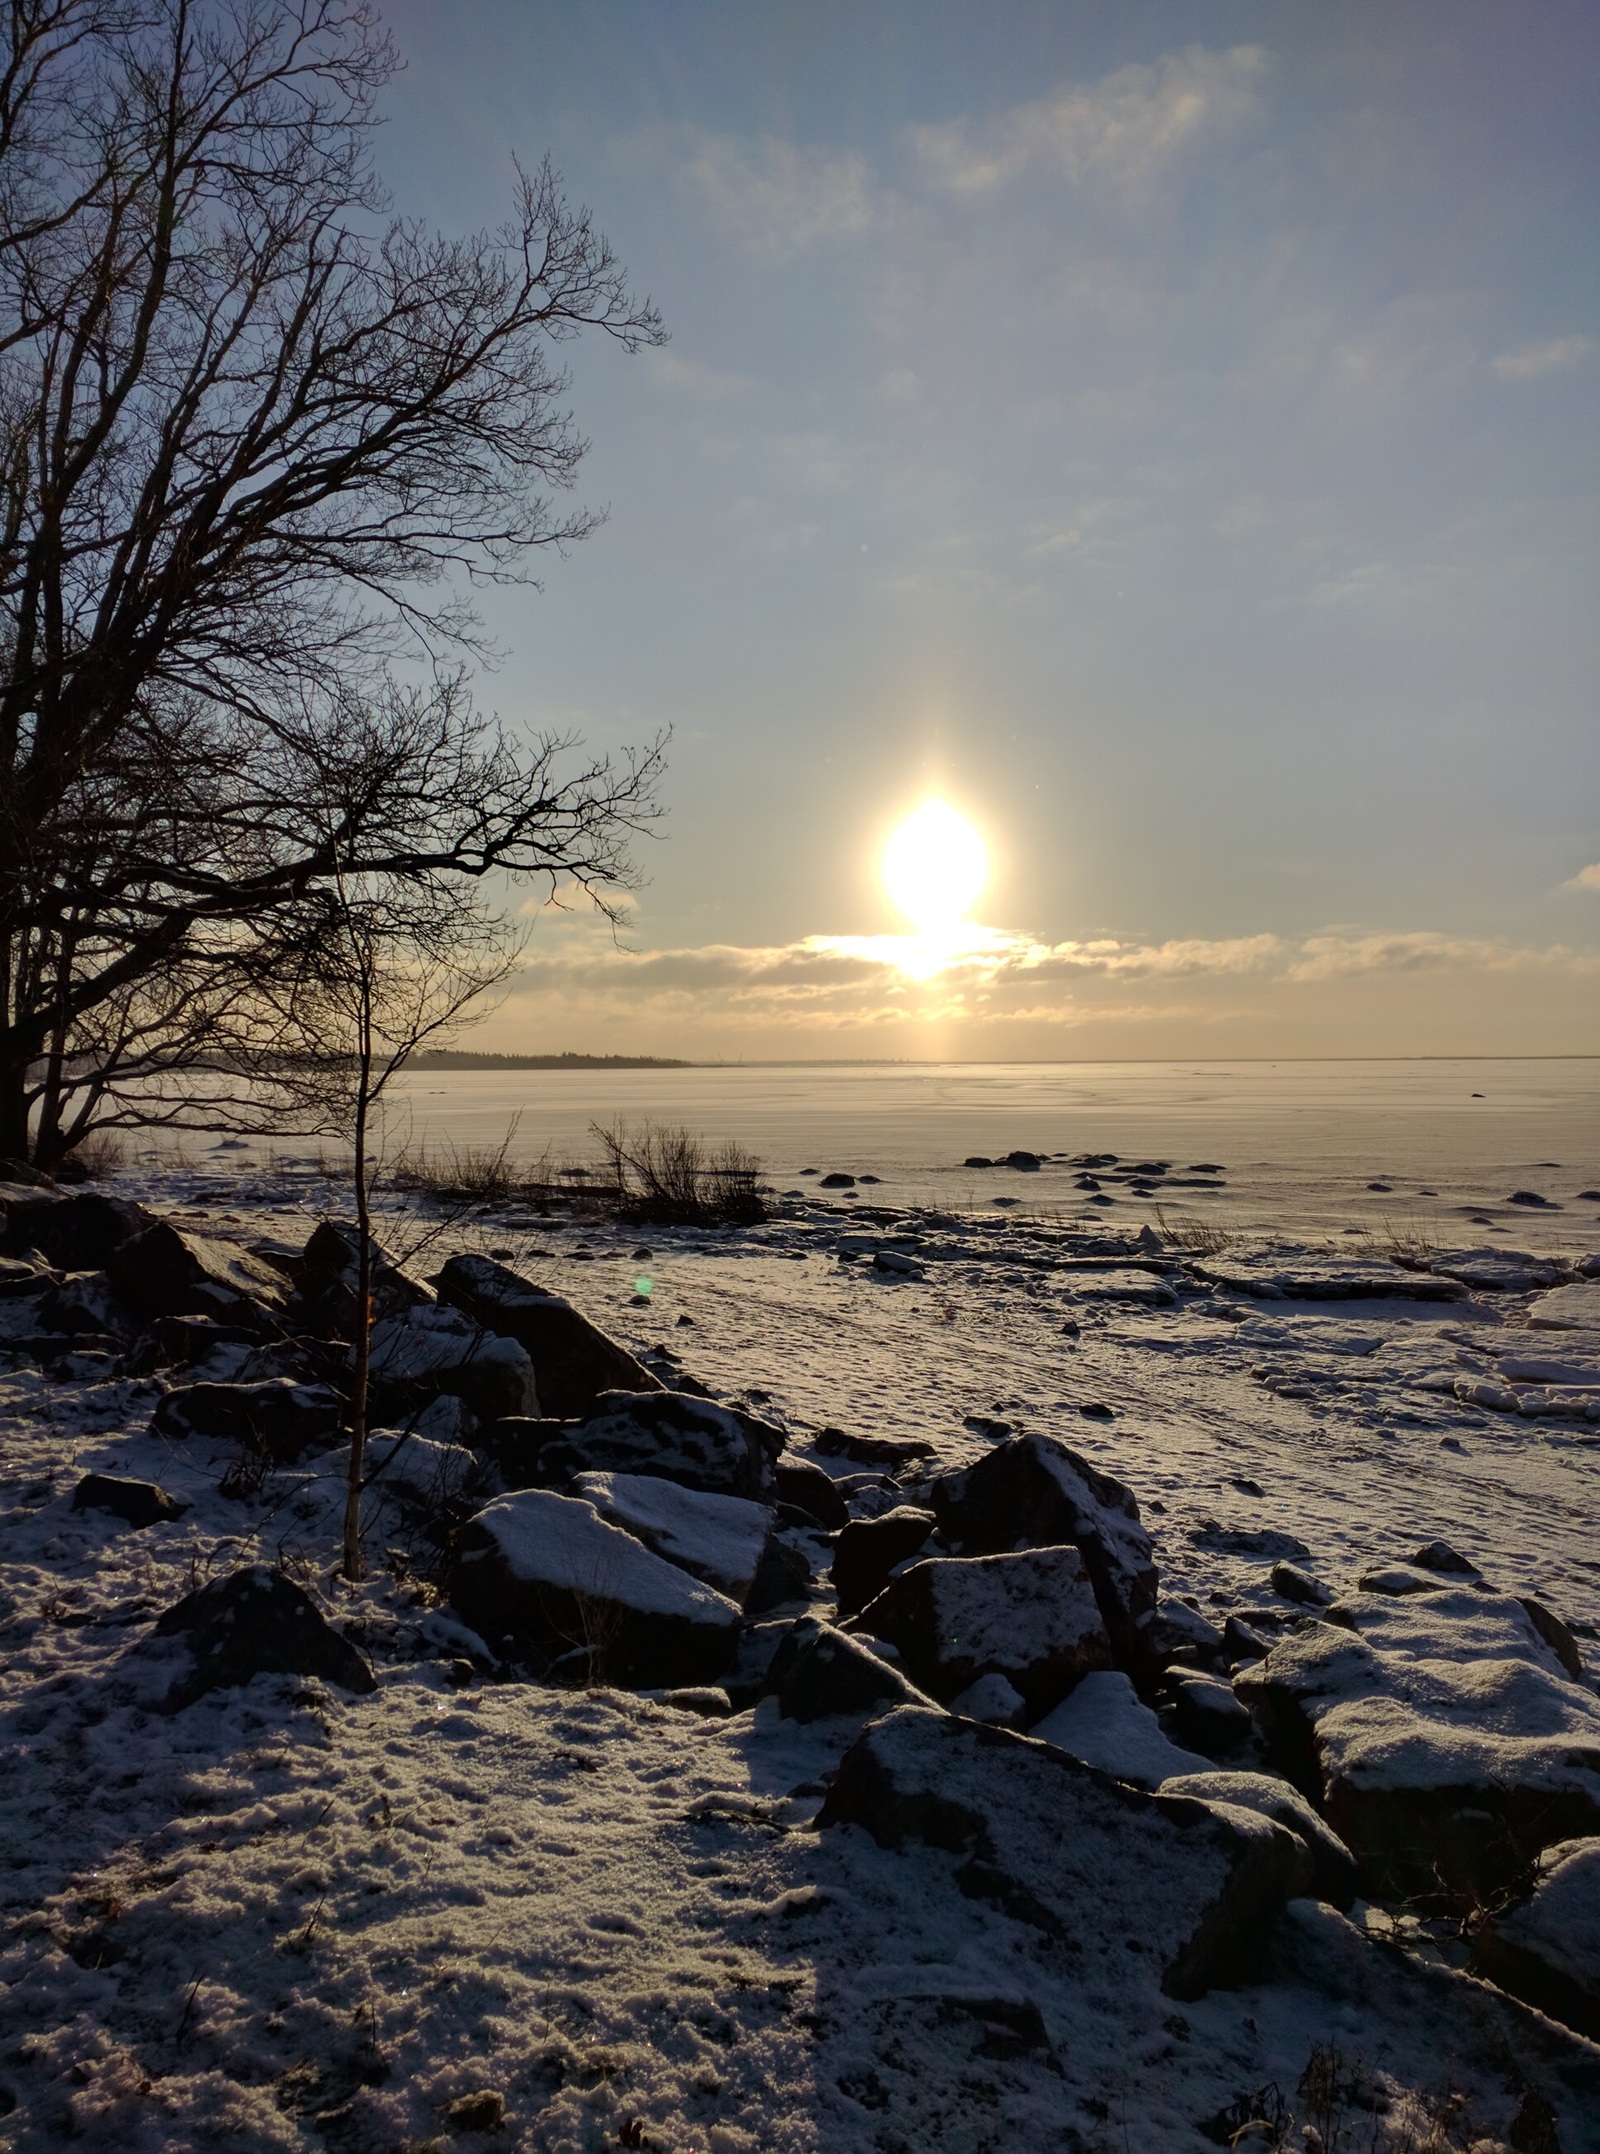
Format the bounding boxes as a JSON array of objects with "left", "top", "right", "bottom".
[{"left": 882, "top": 800, "right": 989, "bottom": 934}]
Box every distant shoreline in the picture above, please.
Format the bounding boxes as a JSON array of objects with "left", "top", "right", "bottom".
[{"left": 409, "top": 1051, "right": 692, "bottom": 1071}]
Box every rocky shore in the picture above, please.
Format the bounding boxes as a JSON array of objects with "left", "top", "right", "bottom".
[{"left": 1, "top": 1167, "right": 1598, "bottom": 2151}]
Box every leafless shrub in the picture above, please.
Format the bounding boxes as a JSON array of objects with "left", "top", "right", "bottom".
[
  {"left": 590, "top": 1120, "right": 766, "bottom": 1227},
  {"left": 1154, "top": 1206, "right": 1237, "bottom": 1257}
]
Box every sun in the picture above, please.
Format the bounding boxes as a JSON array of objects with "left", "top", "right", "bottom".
[{"left": 882, "top": 800, "right": 988, "bottom": 933}]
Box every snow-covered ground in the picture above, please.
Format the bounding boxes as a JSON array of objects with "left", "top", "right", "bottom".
[{"left": 2, "top": 1162, "right": 1598, "bottom": 2150}]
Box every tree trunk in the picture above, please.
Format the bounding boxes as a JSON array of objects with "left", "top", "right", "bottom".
[{"left": 342, "top": 1031, "right": 374, "bottom": 1584}]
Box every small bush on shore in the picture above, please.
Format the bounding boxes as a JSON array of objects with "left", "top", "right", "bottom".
[{"left": 591, "top": 1120, "right": 767, "bottom": 1227}]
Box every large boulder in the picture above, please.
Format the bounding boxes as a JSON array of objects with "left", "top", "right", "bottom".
[
  {"left": 152, "top": 1378, "right": 344, "bottom": 1460},
  {"left": 1030, "top": 1670, "right": 1209, "bottom": 1787},
  {"left": 1474, "top": 1838, "right": 1600, "bottom": 2041},
  {"left": 36, "top": 1269, "right": 141, "bottom": 1342},
  {"left": 529, "top": 1390, "right": 781, "bottom": 1502},
  {"left": 296, "top": 1219, "right": 434, "bottom": 1335},
  {"left": 931, "top": 1433, "right": 1158, "bottom": 1670},
  {"left": 854, "top": 1547, "right": 1112, "bottom": 1717},
  {"left": 72, "top": 1473, "right": 188, "bottom": 1529},
  {"left": 435, "top": 1253, "right": 663, "bottom": 1416},
  {"left": 571, "top": 1470, "right": 774, "bottom": 1603},
  {"left": 765, "top": 1617, "right": 938, "bottom": 1723},
  {"left": 1235, "top": 1587, "right": 1600, "bottom": 1907},
  {"left": 1159, "top": 1769, "right": 1358, "bottom": 1909},
  {"left": 2, "top": 1190, "right": 153, "bottom": 1270},
  {"left": 1529, "top": 1282, "right": 1600, "bottom": 1332},
  {"left": 107, "top": 1220, "right": 286, "bottom": 1326},
  {"left": 817, "top": 1707, "right": 1309, "bottom": 1999},
  {"left": 366, "top": 1304, "right": 537, "bottom": 1422},
  {"left": 451, "top": 1489, "right": 742, "bottom": 1685},
  {"left": 831, "top": 1506, "right": 937, "bottom": 1617},
  {"left": 774, "top": 1457, "right": 849, "bottom": 1530},
  {"left": 148, "top": 1566, "right": 376, "bottom": 1710}
]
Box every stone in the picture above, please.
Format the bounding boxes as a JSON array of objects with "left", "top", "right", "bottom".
[
  {"left": 1188, "top": 1252, "right": 1462, "bottom": 1301},
  {"left": 1147, "top": 1598, "right": 1226, "bottom": 1666},
  {"left": 872, "top": 1248, "right": 923, "bottom": 1278},
  {"left": 1190, "top": 1522, "right": 1311, "bottom": 1561},
  {"left": 949, "top": 1672, "right": 1028, "bottom": 1725},
  {"left": 367, "top": 1304, "right": 537, "bottom": 1421},
  {"left": 814, "top": 1425, "right": 937, "bottom": 1467},
  {"left": 447, "top": 2090, "right": 506, "bottom": 2132},
  {"left": 1234, "top": 1589, "right": 1600, "bottom": 1907},
  {"left": 1520, "top": 1597, "right": 1585, "bottom": 1681},
  {"left": 3, "top": 1190, "right": 153, "bottom": 1271},
  {"left": 744, "top": 1534, "right": 813, "bottom": 1615},
  {"left": 450, "top": 1490, "right": 742, "bottom": 1686},
  {"left": 854, "top": 1547, "right": 1112, "bottom": 1717},
  {"left": 1159, "top": 1770, "right": 1358, "bottom": 1909},
  {"left": 36, "top": 1269, "right": 141, "bottom": 1342},
  {"left": 963, "top": 1156, "right": 993, "bottom": 1169},
  {"left": 71, "top": 1473, "right": 188, "bottom": 1528},
  {"left": 533, "top": 1390, "right": 782, "bottom": 1502},
  {"left": 572, "top": 1470, "right": 774, "bottom": 1602},
  {"left": 0, "top": 1254, "right": 52, "bottom": 1298},
  {"left": 931, "top": 1433, "right": 1158, "bottom": 1671},
  {"left": 149, "top": 1566, "right": 376, "bottom": 1710},
  {"left": 662, "top": 1687, "right": 733, "bottom": 1718},
  {"left": 831, "top": 1506, "right": 937, "bottom": 1617},
  {"left": 819, "top": 1172, "right": 856, "bottom": 1188},
  {"left": 106, "top": 1221, "right": 286, "bottom": 1325},
  {"left": 1529, "top": 1283, "right": 1600, "bottom": 1332},
  {"left": 365, "top": 1433, "right": 484, "bottom": 1518},
  {"left": 1474, "top": 1838, "right": 1600, "bottom": 2042},
  {"left": 1169, "top": 1670, "right": 1252, "bottom": 1750},
  {"left": 766, "top": 1617, "right": 937, "bottom": 1723},
  {"left": 296, "top": 1219, "right": 434, "bottom": 1334},
  {"left": 1271, "top": 1561, "right": 1334, "bottom": 1607},
  {"left": 434, "top": 1253, "right": 663, "bottom": 1416},
  {"left": 1422, "top": 1248, "right": 1566, "bottom": 1293},
  {"left": 1409, "top": 1540, "right": 1482, "bottom": 1578},
  {"left": 773, "top": 1457, "right": 848, "bottom": 1530},
  {"left": 1031, "top": 1671, "right": 1209, "bottom": 1788},
  {"left": 151, "top": 1379, "right": 344, "bottom": 1460},
  {"left": 817, "top": 1707, "right": 1309, "bottom": 1998}
]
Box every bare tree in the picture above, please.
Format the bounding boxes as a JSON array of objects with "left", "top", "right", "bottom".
[{"left": 0, "top": 0, "right": 665, "bottom": 1166}]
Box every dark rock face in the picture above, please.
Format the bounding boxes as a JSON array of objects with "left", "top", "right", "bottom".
[
  {"left": 107, "top": 1221, "right": 286, "bottom": 1326},
  {"left": 766, "top": 1617, "right": 936, "bottom": 1723},
  {"left": 817, "top": 1708, "right": 1309, "bottom": 1998},
  {"left": 832, "top": 1506, "right": 937, "bottom": 1617},
  {"left": 774, "top": 1457, "right": 849, "bottom": 1531},
  {"left": 0, "top": 1254, "right": 53, "bottom": 1298},
  {"left": 854, "top": 1548, "right": 1113, "bottom": 1717},
  {"left": 366, "top": 1305, "right": 536, "bottom": 1422},
  {"left": 743, "top": 1536, "right": 813, "bottom": 1615},
  {"left": 450, "top": 1490, "right": 742, "bottom": 1685},
  {"left": 72, "top": 1473, "right": 188, "bottom": 1528},
  {"left": 815, "top": 1426, "right": 936, "bottom": 1467},
  {"left": 150, "top": 1566, "right": 376, "bottom": 1709},
  {"left": 435, "top": 1253, "right": 662, "bottom": 1418},
  {"left": 4, "top": 1191, "right": 154, "bottom": 1271},
  {"left": 1270, "top": 1561, "right": 1334, "bottom": 1608},
  {"left": 37, "top": 1270, "right": 141, "bottom": 1342},
  {"left": 531, "top": 1390, "right": 782, "bottom": 1502},
  {"left": 152, "top": 1379, "right": 344, "bottom": 1460},
  {"left": 1473, "top": 1839, "right": 1600, "bottom": 2043},
  {"left": 931, "top": 1433, "right": 1159, "bottom": 1671},
  {"left": 296, "top": 1220, "right": 434, "bottom": 1335}
]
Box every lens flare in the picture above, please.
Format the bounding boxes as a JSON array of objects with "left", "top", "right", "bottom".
[{"left": 882, "top": 800, "right": 988, "bottom": 932}]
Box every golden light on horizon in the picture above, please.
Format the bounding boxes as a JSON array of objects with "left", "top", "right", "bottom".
[{"left": 882, "top": 799, "right": 989, "bottom": 933}]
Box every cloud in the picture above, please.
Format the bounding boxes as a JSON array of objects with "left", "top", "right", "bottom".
[
  {"left": 1565, "top": 863, "right": 1600, "bottom": 893},
  {"left": 1285, "top": 932, "right": 1598, "bottom": 980},
  {"left": 675, "top": 128, "right": 878, "bottom": 252},
  {"left": 1491, "top": 335, "right": 1596, "bottom": 382},
  {"left": 908, "top": 45, "right": 1266, "bottom": 199}
]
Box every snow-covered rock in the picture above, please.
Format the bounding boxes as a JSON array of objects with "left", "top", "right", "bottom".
[
  {"left": 1031, "top": 1670, "right": 1208, "bottom": 1787},
  {"left": 1474, "top": 1837, "right": 1600, "bottom": 2042},
  {"left": 767, "top": 1616, "right": 938, "bottom": 1722},
  {"left": 1160, "top": 1769, "right": 1358, "bottom": 1908},
  {"left": 1235, "top": 1588, "right": 1600, "bottom": 1905},
  {"left": 1169, "top": 1670, "right": 1252, "bottom": 1749},
  {"left": 572, "top": 1469, "right": 774, "bottom": 1602},
  {"left": 817, "top": 1706, "right": 1310, "bottom": 1998},
  {"left": 533, "top": 1389, "right": 782, "bottom": 1501},
  {"left": 451, "top": 1490, "right": 742, "bottom": 1685},
  {"left": 106, "top": 1220, "right": 286, "bottom": 1323},
  {"left": 1528, "top": 1282, "right": 1600, "bottom": 1331},
  {"left": 931, "top": 1433, "right": 1158, "bottom": 1670},
  {"left": 435, "top": 1253, "right": 663, "bottom": 1416},
  {"left": 831, "top": 1505, "right": 936, "bottom": 1617},
  {"left": 856, "top": 1547, "right": 1112, "bottom": 1716},
  {"left": 950, "top": 1672, "right": 1028, "bottom": 1725},
  {"left": 773, "top": 1455, "right": 849, "bottom": 1529},
  {"left": 71, "top": 1472, "right": 187, "bottom": 1528},
  {"left": 151, "top": 1377, "right": 344, "bottom": 1459},
  {"left": 296, "top": 1218, "right": 434, "bottom": 1333},
  {"left": 143, "top": 1565, "right": 376, "bottom": 1710},
  {"left": 1189, "top": 1252, "right": 1462, "bottom": 1301},
  {"left": 1421, "top": 1247, "right": 1567, "bottom": 1293},
  {"left": 2, "top": 1189, "right": 152, "bottom": 1271},
  {"left": 36, "top": 1268, "right": 141, "bottom": 1341},
  {"left": 367, "top": 1304, "right": 537, "bottom": 1421}
]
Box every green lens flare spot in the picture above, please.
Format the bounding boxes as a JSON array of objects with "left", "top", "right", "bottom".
[{"left": 634, "top": 1276, "right": 653, "bottom": 1296}]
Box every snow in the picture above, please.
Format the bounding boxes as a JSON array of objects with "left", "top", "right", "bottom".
[
  {"left": 1031, "top": 1670, "right": 1211, "bottom": 1787},
  {"left": 1528, "top": 1281, "right": 1600, "bottom": 1330},
  {"left": 571, "top": 1471, "right": 773, "bottom": 1600},
  {"left": 1492, "top": 1838, "right": 1600, "bottom": 1993},
  {"left": 458, "top": 1490, "right": 743, "bottom": 1625}
]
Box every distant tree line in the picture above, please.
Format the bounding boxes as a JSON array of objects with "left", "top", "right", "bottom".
[{"left": 0, "top": 0, "right": 665, "bottom": 1170}]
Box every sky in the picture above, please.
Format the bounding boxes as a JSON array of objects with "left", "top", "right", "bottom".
[{"left": 376, "top": 0, "right": 1599, "bottom": 1060}]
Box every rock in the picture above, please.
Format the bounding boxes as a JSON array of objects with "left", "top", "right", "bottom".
[
  {"left": 296, "top": 1220, "right": 434, "bottom": 1334},
  {"left": 1031, "top": 1671, "right": 1209, "bottom": 1787},
  {"left": 367, "top": 1304, "right": 536, "bottom": 1421},
  {"left": 1169, "top": 1671, "right": 1252, "bottom": 1750},
  {"left": 151, "top": 1379, "right": 344, "bottom": 1460},
  {"left": 71, "top": 1473, "right": 188, "bottom": 1528},
  {"left": 1001, "top": 1151, "right": 1041, "bottom": 1171},
  {"left": 1234, "top": 1588, "right": 1600, "bottom": 1907},
  {"left": 814, "top": 1425, "right": 936, "bottom": 1467},
  {"left": 855, "top": 1548, "right": 1112, "bottom": 1717},
  {"left": 1529, "top": 1283, "right": 1600, "bottom": 1332},
  {"left": 1509, "top": 1190, "right": 1558, "bottom": 1208},
  {"left": 817, "top": 1707, "right": 1309, "bottom": 1998},
  {"left": 819, "top": 1172, "right": 856, "bottom": 1188},
  {"left": 1159, "top": 1771, "right": 1358, "bottom": 1909},
  {"left": 1474, "top": 1838, "right": 1600, "bottom": 2042},
  {"left": 447, "top": 2090, "right": 506, "bottom": 2132},
  {"left": 1421, "top": 1248, "right": 1566, "bottom": 1293},
  {"left": 766, "top": 1618, "right": 940, "bottom": 1723},
  {"left": 36, "top": 1269, "right": 141, "bottom": 1342},
  {"left": 532, "top": 1390, "right": 781, "bottom": 1502},
  {"left": 1188, "top": 1252, "right": 1462, "bottom": 1301},
  {"left": 3, "top": 1190, "right": 153, "bottom": 1271},
  {"left": 365, "top": 1433, "right": 483, "bottom": 1517},
  {"left": 1190, "top": 1522, "right": 1311, "bottom": 1562},
  {"left": 1147, "top": 1598, "right": 1226, "bottom": 1666},
  {"left": 773, "top": 1457, "right": 848, "bottom": 1530},
  {"left": 950, "top": 1672, "right": 1028, "bottom": 1725},
  {"left": 744, "top": 1535, "right": 814, "bottom": 1615},
  {"left": 434, "top": 1254, "right": 663, "bottom": 1416},
  {"left": 149, "top": 1566, "right": 376, "bottom": 1710},
  {"left": 0, "top": 1253, "right": 53, "bottom": 1298},
  {"left": 1358, "top": 1565, "right": 1439, "bottom": 1596},
  {"left": 963, "top": 1155, "right": 993, "bottom": 1169},
  {"left": 1271, "top": 1561, "right": 1334, "bottom": 1607},
  {"left": 451, "top": 1490, "right": 742, "bottom": 1685},
  {"left": 661, "top": 1687, "right": 733, "bottom": 1718},
  {"left": 931, "top": 1433, "right": 1158, "bottom": 1671},
  {"left": 831, "top": 1506, "right": 937, "bottom": 1617},
  {"left": 1223, "top": 1616, "right": 1273, "bottom": 1665},
  {"left": 1520, "top": 1597, "right": 1585, "bottom": 1681},
  {"left": 872, "top": 1248, "right": 923, "bottom": 1279},
  {"left": 106, "top": 1221, "right": 286, "bottom": 1325},
  {"left": 572, "top": 1470, "right": 774, "bottom": 1602},
  {"left": 1070, "top": 1269, "right": 1178, "bottom": 1308},
  {"left": 1409, "top": 1540, "right": 1482, "bottom": 1578}
]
